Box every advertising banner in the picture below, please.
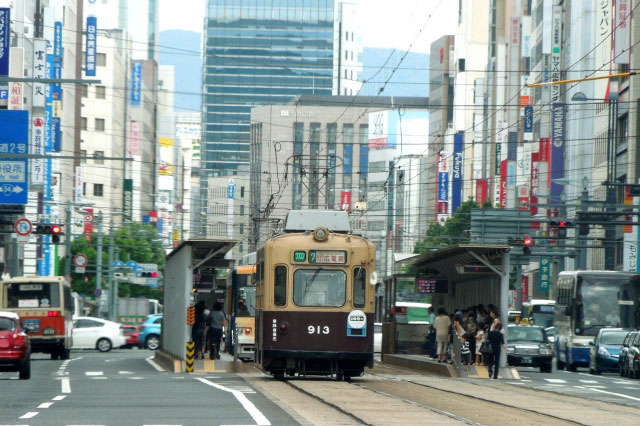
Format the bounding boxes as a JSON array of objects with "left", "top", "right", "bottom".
[
  {"left": 475, "top": 179, "right": 488, "bottom": 205},
  {"left": 500, "top": 160, "right": 507, "bottom": 208},
  {"left": 452, "top": 133, "right": 463, "bottom": 213},
  {"left": 530, "top": 152, "right": 540, "bottom": 229},
  {"left": 0, "top": 8, "right": 9, "bottom": 76},
  {"left": 550, "top": 104, "right": 565, "bottom": 204},
  {"left": 551, "top": 6, "right": 562, "bottom": 103},
  {"left": 31, "top": 116, "right": 45, "bottom": 185},
  {"left": 0, "top": 110, "right": 29, "bottom": 205},
  {"left": 131, "top": 62, "right": 142, "bottom": 105},
  {"left": 123, "top": 179, "right": 133, "bottom": 221},
  {"left": 84, "top": 208, "right": 93, "bottom": 239},
  {"left": 538, "top": 138, "right": 550, "bottom": 204},
  {"left": 368, "top": 110, "right": 388, "bottom": 148},
  {"left": 614, "top": 0, "right": 630, "bottom": 64},
  {"left": 8, "top": 47, "right": 23, "bottom": 110},
  {"left": 517, "top": 185, "right": 530, "bottom": 211},
  {"left": 340, "top": 191, "right": 351, "bottom": 212},
  {"left": 85, "top": 16, "right": 97, "bottom": 76},
  {"left": 54, "top": 22, "right": 63, "bottom": 58},
  {"left": 521, "top": 16, "right": 532, "bottom": 58},
  {"left": 521, "top": 276, "right": 529, "bottom": 304},
  {"left": 75, "top": 167, "right": 82, "bottom": 204},
  {"left": 524, "top": 106, "right": 533, "bottom": 141},
  {"left": 438, "top": 172, "right": 449, "bottom": 202},
  {"left": 495, "top": 143, "right": 501, "bottom": 175},
  {"left": 542, "top": 0, "right": 553, "bottom": 54},
  {"left": 158, "top": 138, "right": 175, "bottom": 175},
  {"left": 539, "top": 257, "right": 551, "bottom": 292},
  {"left": 33, "top": 39, "right": 47, "bottom": 107}
]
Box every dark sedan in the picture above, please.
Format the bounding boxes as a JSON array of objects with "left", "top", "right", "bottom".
[
  {"left": 589, "top": 328, "right": 629, "bottom": 375},
  {"left": 619, "top": 331, "right": 639, "bottom": 377},
  {"left": 627, "top": 332, "right": 640, "bottom": 379},
  {"left": 506, "top": 325, "right": 553, "bottom": 373}
]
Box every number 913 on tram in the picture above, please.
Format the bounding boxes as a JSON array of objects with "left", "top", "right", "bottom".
[{"left": 255, "top": 210, "right": 376, "bottom": 380}]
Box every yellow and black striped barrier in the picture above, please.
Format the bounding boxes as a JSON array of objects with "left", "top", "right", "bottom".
[{"left": 186, "top": 341, "right": 195, "bottom": 372}]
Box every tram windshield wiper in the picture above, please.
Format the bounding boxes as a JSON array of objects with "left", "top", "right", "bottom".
[{"left": 305, "top": 268, "right": 323, "bottom": 292}]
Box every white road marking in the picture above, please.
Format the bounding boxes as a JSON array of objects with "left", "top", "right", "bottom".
[
  {"left": 613, "top": 381, "right": 636, "bottom": 385},
  {"left": 579, "top": 380, "right": 599, "bottom": 383},
  {"left": 145, "top": 356, "right": 165, "bottom": 372},
  {"left": 85, "top": 371, "right": 103, "bottom": 376},
  {"left": 544, "top": 378, "right": 567, "bottom": 383},
  {"left": 583, "top": 387, "right": 640, "bottom": 402},
  {"left": 583, "top": 385, "right": 607, "bottom": 388},
  {"left": 19, "top": 412, "right": 38, "bottom": 419},
  {"left": 91, "top": 377, "right": 108, "bottom": 380},
  {"left": 53, "top": 395, "right": 66, "bottom": 401},
  {"left": 119, "top": 371, "right": 134, "bottom": 375},
  {"left": 61, "top": 377, "right": 71, "bottom": 393},
  {"left": 128, "top": 377, "right": 144, "bottom": 380},
  {"left": 197, "top": 378, "right": 270, "bottom": 426},
  {"left": 37, "top": 402, "right": 54, "bottom": 408}
]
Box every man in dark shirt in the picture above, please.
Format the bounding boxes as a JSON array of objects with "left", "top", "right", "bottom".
[{"left": 487, "top": 322, "right": 508, "bottom": 379}]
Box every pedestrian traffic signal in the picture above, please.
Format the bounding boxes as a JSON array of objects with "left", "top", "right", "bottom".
[{"left": 34, "top": 223, "right": 63, "bottom": 243}]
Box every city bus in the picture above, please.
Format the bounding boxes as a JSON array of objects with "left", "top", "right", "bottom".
[
  {"left": 554, "top": 271, "right": 640, "bottom": 371},
  {"left": 228, "top": 252, "right": 256, "bottom": 361},
  {"left": 521, "top": 299, "right": 555, "bottom": 328},
  {"left": 0, "top": 276, "right": 73, "bottom": 359}
]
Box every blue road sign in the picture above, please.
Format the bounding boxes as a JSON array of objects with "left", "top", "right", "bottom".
[
  {"left": 112, "top": 260, "right": 125, "bottom": 267},
  {"left": 0, "top": 110, "right": 29, "bottom": 205},
  {"left": 0, "top": 89, "right": 8, "bottom": 99},
  {"left": 94, "top": 288, "right": 102, "bottom": 297},
  {"left": 126, "top": 260, "right": 138, "bottom": 272}
]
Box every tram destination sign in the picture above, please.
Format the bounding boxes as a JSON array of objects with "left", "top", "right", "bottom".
[{"left": 309, "top": 250, "right": 347, "bottom": 264}]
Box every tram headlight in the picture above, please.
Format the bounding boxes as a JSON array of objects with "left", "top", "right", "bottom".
[{"left": 313, "top": 227, "right": 329, "bottom": 241}]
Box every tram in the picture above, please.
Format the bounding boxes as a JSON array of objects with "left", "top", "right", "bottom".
[
  {"left": 228, "top": 252, "right": 257, "bottom": 362},
  {"left": 255, "top": 210, "right": 376, "bottom": 380}
]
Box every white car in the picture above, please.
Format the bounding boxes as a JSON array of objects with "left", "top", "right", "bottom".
[
  {"left": 374, "top": 322, "right": 382, "bottom": 353},
  {"left": 72, "top": 317, "right": 126, "bottom": 352}
]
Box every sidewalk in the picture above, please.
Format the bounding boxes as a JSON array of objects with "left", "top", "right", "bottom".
[{"left": 382, "top": 353, "right": 517, "bottom": 379}]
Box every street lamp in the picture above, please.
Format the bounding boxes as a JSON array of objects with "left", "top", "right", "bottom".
[{"left": 572, "top": 85, "right": 619, "bottom": 270}]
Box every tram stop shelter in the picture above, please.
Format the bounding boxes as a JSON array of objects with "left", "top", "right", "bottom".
[
  {"left": 154, "top": 239, "right": 236, "bottom": 372},
  {"left": 382, "top": 244, "right": 514, "bottom": 377}
]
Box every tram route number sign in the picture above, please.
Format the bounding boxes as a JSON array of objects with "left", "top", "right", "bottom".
[
  {"left": 293, "top": 251, "right": 306, "bottom": 262},
  {"left": 309, "top": 250, "right": 347, "bottom": 264}
]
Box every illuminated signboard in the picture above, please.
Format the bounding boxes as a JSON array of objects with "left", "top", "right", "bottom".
[
  {"left": 416, "top": 278, "right": 449, "bottom": 294},
  {"left": 308, "top": 250, "right": 347, "bottom": 264}
]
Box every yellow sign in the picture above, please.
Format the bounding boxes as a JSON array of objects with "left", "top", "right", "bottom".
[
  {"left": 52, "top": 101, "right": 62, "bottom": 117},
  {"left": 158, "top": 138, "right": 175, "bottom": 175},
  {"left": 173, "top": 230, "right": 179, "bottom": 243}
]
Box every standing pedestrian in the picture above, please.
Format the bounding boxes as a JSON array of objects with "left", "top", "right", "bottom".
[
  {"left": 487, "top": 322, "right": 508, "bottom": 379},
  {"left": 433, "top": 307, "right": 451, "bottom": 363},
  {"left": 206, "top": 302, "right": 227, "bottom": 360},
  {"left": 192, "top": 301, "right": 207, "bottom": 359},
  {"left": 427, "top": 306, "right": 437, "bottom": 359},
  {"left": 464, "top": 312, "right": 479, "bottom": 364}
]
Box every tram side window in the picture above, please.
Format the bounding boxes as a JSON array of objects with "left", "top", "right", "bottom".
[
  {"left": 353, "top": 267, "right": 366, "bottom": 308},
  {"left": 274, "top": 265, "right": 287, "bottom": 306}
]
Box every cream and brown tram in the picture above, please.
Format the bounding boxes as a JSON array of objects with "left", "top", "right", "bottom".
[{"left": 255, "top": 210, "right": 376, "bottom": 380}]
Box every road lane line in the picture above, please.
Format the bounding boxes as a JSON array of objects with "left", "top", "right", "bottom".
[
  {"left": 145, "top": 356, "right": 165, "bottom": 372},
  {"left": 197, "top": 378, "right": 270, "bottom": 426},
  {"left": 85, "top": 371, "right": 103, "bottom": 376},
  {"left": 544, "top": 378, "right": 567, "bottom": 383},
  {"left": 583, "top": 387, "right": 640, "bottom": 402},
  {"left": 579, "top": 380, "right": 599, "bottom": 383},
  {"left": 61, "top": 377, "right": 71, "bottom": 393},
  {"left": 53, "top": 395, "right": 66, "bottom": 401},
  {"left": 37, "top": 402, "right": 54, "bottom": 408},
  {"left": 19, "top": 412, "right": 38, "bottom": 419}
]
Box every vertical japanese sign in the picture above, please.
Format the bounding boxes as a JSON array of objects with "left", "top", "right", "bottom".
[
  {"left": 131, "top": 62, "right": 141, "bottom": 105},
  {"left": 340, "top": 191, "right": 351, "bottom": 212},
  {"left": 521, "top": 276, "right": 529, "bottom": 304},
  {"left": 521, "top": 16, "right": 532, "bottom": 58},
  {"left": 0, "top": 8, "right": 9, "bottom": 76},
  {"left": 518, "top": 185, "right": 530, "bottom": 211},
  {"left": 8, "top": 47, "right": 23, "bottom": 110},
  {"left": 438, "top": 172, "right": 449, "bottom": 202},
  {"left": 451, "top": 133, "right": 463, "bottom": 213},
  {"left": 31, "top": 117, "right": 45, "bottom": 185},
  {"left": 85, "top": 16, "right": 97, "bottom": 76},
  {"left": 54, "top": 22, "right": 63, "bottom": 58},
  {"left": 623, "top": 188, "right": 637, "bottom": 272},
  {"left": 84, "top": 208, "right": 94, "bottom": 239},
  {"left": 524, "top": 106, "right": 533, "bottom": 141},
  {"left": 475, "top": 179, "right": 488, "bottom": 205},
  {"left": 539, "top": 257, "right": 550, "bottom": 292},
  {"left": 530, "top": 152, "right": 540, "bottom": 229},
  {"left": 75, "top": 167, "right": 83, "bottom": 204},
  {"left": 123, "top": 179, "right": 133, "bottom": 221},
  {"left": 614, "top": 0, "right": 630, "bottom": 64},
  {"left": 32, "top": 39, "right": 47, "bottom": 107},
  {"left": 550, "top": 104, "right": 565, "bottom": 204},
  {"left": 507, "top": 132, "right": 518, "bottom": 208},
  {"left": 500, "top": 160, "right": 507, "bottom": 208},
  {"left": 550, "top": 6, "right": 562, "bottom": 103}
]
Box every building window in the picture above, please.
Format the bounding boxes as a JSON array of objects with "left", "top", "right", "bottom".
[
  {"left": 239, "top": 224, "right": 244, "bottom": 234},
  {"left": 241, "top": 186, "right": 245, "bottom": 198},
  {"left": 292, "top": 123, "right": 304, "bottom": 209},
  {"left": 95, "top": 118, "right": 105, "bottom": 132},
  {"left": 82, "top": 182, "right": 86, "bottom": 196},
  {"left": 81, "top": 117, "right": 87, "bottom": 130},
  {"left": 240, "top": 204, "right": 245, "bottom": 216},
  {"left": 94, "top": 151, "right": 104, "bottom": 165},
  {"left": 81, "top": 85, "right": 88, "bottom": 98},
  {"left": 81, "top": 149, "right": 87, "bottom": 164},
  {"left": 95, "top": 85, "right": 106, "bottom": 99},
  {"left": 97, "top": 53, "right": 106, "bottom": 66},
  {"left": 343, "top": 124, "right": 354, "bottom": 190},
  {"left": 93, "top": 183, "right": 104, "bottom": 197},
  {"left": 345, "top": 50, "right": 348, "bottom": 60},
  {"left": 344, "top": 69, "right": 348, "bottom": 79}
]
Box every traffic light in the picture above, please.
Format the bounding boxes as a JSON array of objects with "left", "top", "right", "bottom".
[
  {"left": 140, "top": 271, "right": 158, "bottom": 278},
  {"left": 549, "top": 220, "right": 574, "bottom": 239},
  {"left": 522, "top": 236, "right": 533, "bottom": 255},
  {"left": 34, "top": 223, "right": 63, "bottom": 243}
]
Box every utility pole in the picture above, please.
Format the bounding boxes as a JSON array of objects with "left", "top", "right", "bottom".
[
  {"left": 577, "top": 184, "right": 589, "bottom": 269},
  {"left": 64, "top": 201, "right": 72, "bottom": 279},
  {"left": 96, "top": 211, "right": 103, "bottom": 315},
  {"left": 107, "top": 218, "right": 115, "bottom": 322}
]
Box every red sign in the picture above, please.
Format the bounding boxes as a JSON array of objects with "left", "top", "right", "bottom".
[
  {"left": 84, "top": 208, "right": 93, "bottom": 240},
  {"left": 530, "top": 152, "right": 540, "bottom": 229},
  {"left": 14, "top": 218, "right": 33, "bottom": 236},
  {"left": 518, "top": 186, "right": 530, "bottom": 211},
  {"left": 521, "top": 276, "right": 529, "bottom": 304},
  {"left": 475, "top": 180, "right": 488, "bottom": 205},
  {"left": 499, "top": 160, "right": 507, "bottom": 208},
  {"left": 149, "top": 211, "right": 158, "bottom": 223},
  {"left": 340, "top": 191, "right": 351, "bottom": 212},
  {"left": 539, "top": 137, "right": 551, "bottom": 189}
]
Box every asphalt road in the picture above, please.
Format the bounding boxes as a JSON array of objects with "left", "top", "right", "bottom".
[
  {"left": 507, "top": 363, "right": 640, "bottom": 406},
  {"left": 0, "top": 349, "right": 297, "bottom": 426}
]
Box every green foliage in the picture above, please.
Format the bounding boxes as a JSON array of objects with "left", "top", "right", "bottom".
[
  {"left": 57, "top": 223, "right": 164, "bottom": 302},
  {"left": 414, "top": 198, "right": 490, "bottom": 254}
]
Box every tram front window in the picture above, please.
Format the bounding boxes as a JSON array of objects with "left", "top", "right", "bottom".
[{"left": 293, "top": 269, "right": 347, "bottom": 307}]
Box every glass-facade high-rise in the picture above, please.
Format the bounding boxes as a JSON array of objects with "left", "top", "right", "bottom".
[{"left": 202, "top": 0, "right": 336, "bottom": 178}]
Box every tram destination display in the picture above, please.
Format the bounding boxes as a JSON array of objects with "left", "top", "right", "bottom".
[{"left": 416, "top": 278, "right": 449, "bottom": 294}]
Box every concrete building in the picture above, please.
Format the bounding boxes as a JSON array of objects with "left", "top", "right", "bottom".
[
  {"left": 333, "top": 1, "right": 363, "bottom": 96},
  {"left": 248, "top": 95, "right": 429, "bottom": 259},
  {"left": 206, "top": 175, "right": 250, "bottom": 260},
  {"left": 175, "top": 112, "right": 201, "bottom": 241}
]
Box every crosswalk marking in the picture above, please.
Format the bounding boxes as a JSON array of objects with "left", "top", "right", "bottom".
[
  {"left": 38, "top": 402, "right": 54, "bottom": 408},
  {"left": 544, "top": 378, "right": 567, "bottom": 383},
  {"left": 19, "top": 412, "right": 38, "bottom": 419},
  {"left": 53, "top": 395, "right": 66, "bottom": 401},
  {"left": 579, "top": 380, "right": 599, "bottom": 383},
  {"left": 85, "top": 371, "right": 103, "bottom": 376}
]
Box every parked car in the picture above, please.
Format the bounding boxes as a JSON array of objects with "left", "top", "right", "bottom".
[
  {"left": 626, "top": 331, "right": 640, "bottom": 379},
  {"left": 0, "top": 312, "right": 30, "bottom": 379},
  {"left": 589, "top": 328, "right": 629, "bottom": 375},
  {"left": 120, "top": 325, "right": 139, "bottom": 349},
  {"left": 373, "top": 322, "right": 382, "bottom": 353},
  {"left": 138, "top": 315, "right": 162, "bottom": 350},
  {"left": 506, "top": 325, "right": 553, "bottom": 373},
  {"left": 545, "top": 327, "right": 555, "bottom": 345},
  {"left": 72, "top": 317, "right": 126, "bottom": 352},
  {"left": 619, "top": 331, "right": 639, "bottom": 377}
]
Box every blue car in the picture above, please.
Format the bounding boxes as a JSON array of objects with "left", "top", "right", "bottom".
[
  {"left": 589, "top": 328, "right": 630, "bottom": 375},
  {"left": 138, "top": 315, "right": 162, "bottom": 350}
]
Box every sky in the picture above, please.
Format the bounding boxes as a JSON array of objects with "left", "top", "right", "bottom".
[{"left": 158, "top": 0, "right": 458, "bottom": 54}]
